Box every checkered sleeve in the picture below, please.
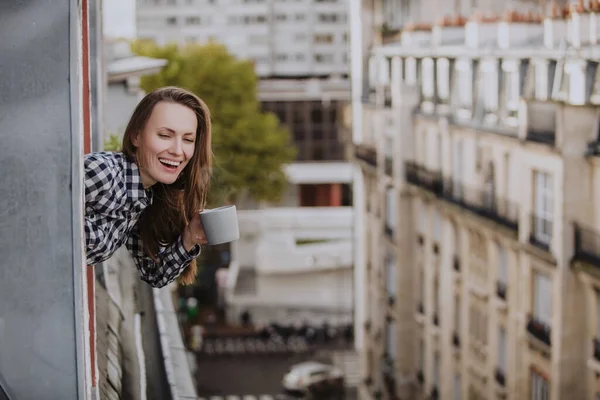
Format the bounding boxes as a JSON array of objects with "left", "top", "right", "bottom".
[
  {"left": 84, "top": 153, "right": 121, "bottom": 264},
  {"left": 125, "top": 224, "right": 202, "bottom": 288}
]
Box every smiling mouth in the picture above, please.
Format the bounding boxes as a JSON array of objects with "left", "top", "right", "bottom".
[{"left": 159, "top": 158, "right": 182, "bottom": 171}]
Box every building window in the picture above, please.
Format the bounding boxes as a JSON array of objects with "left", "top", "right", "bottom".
[
  {"left": 437, "top": 58, "right": 450, "bottom": 102},
  {"left": 533, "top": 171, "right": 553, "bottom": 245},
  {"left": 418, "top": 340, "right": 425, "bottom": 371},
  {"left": 386, "top": 254, "right": 396, "bottom": 299},
  {"left": 452, "top": 140, "right": 463, "bottom": 198},
  {"left": 385, "top": 319, "right": 396, "bottom": 360},
  {"left": 533, "top": 272, "right": 552, "bottom": 326},
  {"left": 432, "top": 209, "right": 441, "bottom": 244},
  {"left": 498, "top": 245, "right": 507, "bottom": 285},
  {"left": 498, "top": 326, "right": 507, "bottom": 374},
  {"left": 314, "top": 54, "right": 333, "bottom": 63},
  {"left": 530, "top": 370, "right": 550, "bottom": 400},
  {"left": 454, "top": 374, "right": 461, "bottom": 400},
  {"left": 418, "top": 202, "right": 427, "bottom": 236},
  {"left": 166, "top": 16, "right": 177, "bottom": 25},
  {"left": 385, "top": 186, "right": 395, "bottom": 234},
  {"left": 454, "top": 295, "right": 460, "bottom": 332},
  {"left": 433, "top": 352, "right": 440, "bottom": 387},
  {"left": 313, "top": 33, "right": 333, "bottom": 44}
]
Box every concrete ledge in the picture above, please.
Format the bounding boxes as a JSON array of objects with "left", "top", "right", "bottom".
[{"left": 153, "top": 285, "right": 198, "bottom": 399}]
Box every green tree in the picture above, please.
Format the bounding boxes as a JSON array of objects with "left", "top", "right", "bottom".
[{"left": 131, "top": 41, "right": 296, "bottom": 206}]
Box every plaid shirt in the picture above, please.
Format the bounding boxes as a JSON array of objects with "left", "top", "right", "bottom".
[{"left": 84, "top": 152, "right": 200, "bottom": 287}]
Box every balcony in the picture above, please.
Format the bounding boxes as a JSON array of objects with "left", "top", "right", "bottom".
[
  {"left": 525, "top": 101, "right": 556, "bottom": 147},
  {"left": 574, "top": 224, "right": 600, "bottom": 267},
  {"left": 355, "top": 144, "right": 377, "bottom": 167},
  {"left": 441, "top": 179, "right": 519, "bottom": 231},
  {"left": 527, "top": 315, "right": 551, "bottom": 346},
  {"left": 405, "top": 162, "right": 443, "bottom": 195},
  {"left": 496, "top": 281, "right": 507, "bottom": 300},
  {"left": 495, "top": 368, "right": 506, "bottom": 386},
  {"left": 594, "top": 338, "right": 600, "bottom": 361},
  {"left": 529, "top": 214, "right": 552, "bottom": 252}
]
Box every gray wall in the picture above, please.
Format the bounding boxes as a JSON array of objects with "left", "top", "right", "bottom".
[{"left": 0, "top": 1, "right": 86, "bottom": 398}]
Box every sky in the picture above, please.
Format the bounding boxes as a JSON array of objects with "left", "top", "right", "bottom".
[{"left": 103, "top": 0, "right": 136, "bottom": 39}]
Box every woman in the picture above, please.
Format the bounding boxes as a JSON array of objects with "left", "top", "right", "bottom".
[{"left": 85, "top": 86, "right": 212, "bottom": 287}]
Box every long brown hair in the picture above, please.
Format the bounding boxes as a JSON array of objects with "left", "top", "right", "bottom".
[{"left": 122, "top": 86, "right": 212, "bottom": 285}]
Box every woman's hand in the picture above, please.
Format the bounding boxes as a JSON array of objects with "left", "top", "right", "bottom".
[{"left": 182, "top": 211, "right": 208, "bottom": 251}]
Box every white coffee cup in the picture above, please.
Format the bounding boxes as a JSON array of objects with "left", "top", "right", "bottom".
[{"left": 199, "top": 205, "right": 240, "bottom": 245}]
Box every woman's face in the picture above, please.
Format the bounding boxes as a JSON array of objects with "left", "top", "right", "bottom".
[{"left": 133, "top": 101, "right": 198, "bottom": 188}]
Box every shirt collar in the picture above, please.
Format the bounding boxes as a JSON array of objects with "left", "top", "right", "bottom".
[{"left": 123, "top": 155, "right": 153, "bottom": 204}]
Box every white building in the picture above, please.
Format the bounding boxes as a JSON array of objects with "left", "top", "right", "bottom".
[
  {"left": 136, "top": 0, "right": 349, "bottom": 78},
  {"left": 349, "top": 0, "right": 600, "bottom": 399}
]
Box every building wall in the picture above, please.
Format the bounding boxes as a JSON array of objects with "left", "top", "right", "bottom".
[{"left": 0, "top": 0, "right": 89, "bottom": 398}]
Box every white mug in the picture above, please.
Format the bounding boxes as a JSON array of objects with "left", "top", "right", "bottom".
[{"left": 199, "top": 205, "right": 240, "bottom": 245}]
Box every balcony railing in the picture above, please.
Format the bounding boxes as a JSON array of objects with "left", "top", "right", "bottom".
[
  {"left": 416, "top": 370, "right": 424, "bottom": 384},
  {"left": 574, "top": 224, "right": 600, "bottom": 267},
  {"left": 530, "top": 214, "right": 552, "bottom": 252},
  {"left": 385, "top": 157, "right": 393, "bottom": 176},
  {"left": 495, "top": 368, "right": 506, "bottom": 386},
  {"left": 496, "top": 281, "right": 507, "bottom": 300},
  {"left": 527, "top": 315, "right": 551, "bottom": 346},
  {"left": 441, "top": 179, "right": 519, "bottom": 231},
  {"left": 593, "top": 338, "right": 600, "bottom": 361},
  {"left": 527, "top": 130, "right": 556, "bottom": 146},
  {"left": 355, "top": 144, "right": 377, "bottom": 167},
  {"left": 385, "top": 224, "right": 394, "bottom": 239},
  {"left": 453, "top": 331, "right": 460, "bottom": 347},
  {"left": 405, "top": 162, "right": 443, "bottom": 195}
]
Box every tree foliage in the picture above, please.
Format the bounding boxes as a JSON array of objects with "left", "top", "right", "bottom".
[{"left": 131, "top": 41, "right": 296, "bottom": 206}]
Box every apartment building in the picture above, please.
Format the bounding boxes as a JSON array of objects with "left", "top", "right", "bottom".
[
  {"left": 136, "top": 0, "right": 349, "bottom": 78},
  {"left": 349, "top": 0, "right": 600, "bottom": 399}
]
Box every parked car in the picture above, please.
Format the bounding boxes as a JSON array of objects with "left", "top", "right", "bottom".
[{"left": 282, "top": 361, "right": 345, "bottom": 398}]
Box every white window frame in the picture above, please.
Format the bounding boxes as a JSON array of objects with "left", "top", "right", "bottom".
[
  {"left": 533, "top": 171, "right": 554, "bottom": 245},
  {"left": 437, "top": 58, "right": 450, "bottom": 102},
  {"left": 533, "top": 272, "right": 552, "bottom": 326},
  {"left": 498, "top": 326, "right": 507, "bottom": 373},
  {"left": 531, "top": 371, "right": 550, "bottom": 400}
]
